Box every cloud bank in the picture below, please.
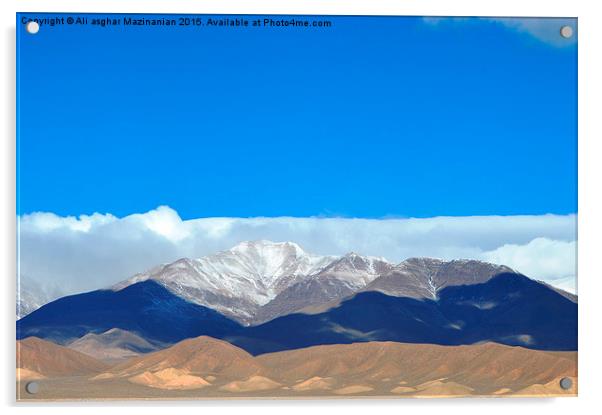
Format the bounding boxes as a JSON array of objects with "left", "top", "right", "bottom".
[
  {"left": 423, "top": 17, "right": 577, "bottom": 47},
  {"left": 18, "top": 206, "right": 577, "bottom": 299}
]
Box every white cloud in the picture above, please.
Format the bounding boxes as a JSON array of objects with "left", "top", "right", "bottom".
[
  {"left": 130, "top": 205, "right": 191, "bottom": 242},
  {"left": 423, "top": 17, "right": 577, "bottom": 47},
  {"left": 17, "top": 206, "right": 577, "bottom": 298},
  {"left": 487, "top": 17, "right": 577, "bottom": 47},
  {"left": 481, "top": 238, "right": 577, "bottom": 292}
]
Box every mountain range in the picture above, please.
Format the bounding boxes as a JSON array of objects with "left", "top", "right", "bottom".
[
  {"left": 67, "top": 328, "right": 159, "bottom": 364},
  {"left": 17, "top": 240, "right": 577, "bottom": 355},
  {"left": 233, "top": 272, "right": 577, "bottom": 354},
  {"left": 16, "top": 240, "right": 578, "bottom": 399},
  {"left": 101, "top": 240, "right": 534, "bottom": 326},
  {"left": 112, "top": 241, "right": 392, "bottom": 324},
  {"left": 17, "top": 275, "right": 63, "bottom": 319}
]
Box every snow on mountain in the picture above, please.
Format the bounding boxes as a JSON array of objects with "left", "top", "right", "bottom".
[
  {"left": 113, "top": 241, "right": 341, "bottom": 323},
  {"left": 21, "top": 239, "right": 576, "bottom": 346},
  {"left": 253, "top": 252, "right": 394, "bottom": 324},
  {"left": 17, "top": 275, "right": 63, "bottom": 319},
  {"left": 112, "top": 241, "right": 545, "bottom": 326},
  {"left": 364, "top": 257, "right": 516, "bottom": 300},
  {"left": 315, "top": 252, "right": 393, "bottom": 288}
]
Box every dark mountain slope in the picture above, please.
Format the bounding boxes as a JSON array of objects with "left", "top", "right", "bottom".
[
  {"left": 229, "top": 273, "right": 577, "bottom": 354},
  {"left": 17, "top": 280, "right": 242, "bottom": 345},
  {"left": 17, "top": 273, "right": 576, "bottom": 356}
]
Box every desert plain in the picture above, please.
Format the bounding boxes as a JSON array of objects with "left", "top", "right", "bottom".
[{"left": 17, "top": 335, "right": 577, "bottom": 400}]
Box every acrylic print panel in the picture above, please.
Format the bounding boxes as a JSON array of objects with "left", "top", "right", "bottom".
[{"left": 16, "top": 13, "right": 577, "bottom": 400}]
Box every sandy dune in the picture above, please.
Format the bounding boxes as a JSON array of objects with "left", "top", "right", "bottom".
[
  {"left": 390, "top": 378, "right": 474, "bottom": 396},
  {"left": 17, "top": 336, "right": 577, "bottom": 399},
  {"left": 292, "top": 376, "right": 335, "bottom": 391},
  {"left": 109, "top": 336, "right": 262, "bottom": 379},
  {"left": 128, "top": 367, "right": 210, "bottom": 390},
  {"left": 67, "top": 328, "right": 158, "bottom": 364},
  {"left": 390, "top": 386, "right": 416, "bottom": 394},
  {"left": 256, "top": 341, "right": 576, "bottom": 394},
  {"left": 17, "top": 337, "right": 108, "bottom": 378},
  {"left": 333, "top": 385, "right": 374, "bottom": 395},
  {"left": 90, "top": 372, "right": 115, "bottom": 380},
  {"left": 219, "top": 376, "right": 281, "bottom": 392},
  {"left": 412, "top": 379, "right": 474, "bottom": 397},
  {"left": 16, "top": 368, "right": 45, "bottom": 381},
  {"left": 515, "top": 376, "right": 577, "bottom": 396}
]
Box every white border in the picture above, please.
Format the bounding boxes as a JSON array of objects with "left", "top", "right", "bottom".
[
  {"left": 2, "top": 1, "right": 601, "bottom": 414},
  {"left": 4, "top": 0, "right": 588, "bottom": 17}
]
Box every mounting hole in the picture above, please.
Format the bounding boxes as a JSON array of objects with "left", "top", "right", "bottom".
[
  {"left": 25, "top": 21, "right": 40, "bottom": 35},
  {"left": 559, "top": 377, "right": 573, "bottom": 390},
  {"left": 560, "top": 25, "right": 573, "bottom": 39},
  {"left": 25, "top": 381, "right": 39, "bottom": 394}
]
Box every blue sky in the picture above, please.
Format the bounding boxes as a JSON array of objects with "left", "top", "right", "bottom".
[{"left": 17, "top": 15, "right": 577, "bottom": 219}]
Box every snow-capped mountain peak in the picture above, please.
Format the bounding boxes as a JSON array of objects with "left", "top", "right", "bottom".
[
  {"left": 313, "top": 252, "right": 394, "bottom": 288},
  {"left": 26, "top": 241, "right": 556, "bottom": 329},
  {"left": 114, "top": 241, "right": 345, "bottom": 323},
  {"left": 364, "top": 257, "right": 517, "bottom": 300},
  {"left": 323, "top": 252, "right": 391, "bottom": 274},
  {"left": 224, "top": 240, "right": 329, "bottom": 283}
]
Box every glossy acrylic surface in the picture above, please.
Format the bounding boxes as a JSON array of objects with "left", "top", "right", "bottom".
[{"left": 16, "top": 13, "right": 577, "bottom": 400}]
